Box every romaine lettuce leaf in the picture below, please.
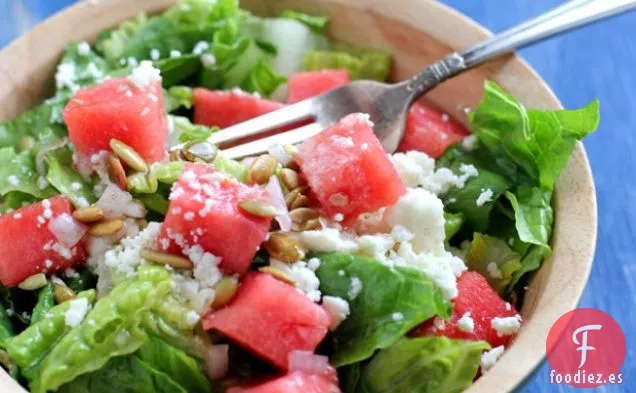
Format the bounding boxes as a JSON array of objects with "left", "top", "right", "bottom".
[
  {"left": 315, "top": 252, "right": 451, "bottom": 367},
  {"left": 164, "top": 86, "right": 194, "bottom": 113},
  {"left": 31, "top": 282, "right": 55, "bottom": 325},
  {"left": 0, "top": 303, "right": 14, "bottom": 342},
  {"left": 45, "top": 148, "right": 97, "bottom": 208},
  {"left": 507, "top": 245, "right": 550, "bottom": 294},
  {"left": 56, "top": 42, "right": 110, "bottom": 94},
  {"left": 443, "top": 211, "right": 464, "bottom": 243},
  {"left": 505, "top": 186, "right": 553, "bottom": 250},
  {"left": 1, "top": 192, "right": 37, "bottom": 214},
  {"left": 170, "top": 116, "right": 218, "bottom": 144},
  {"left": 465, "top": 233, "right": 522, "bottom": 295},
  {"left": 471, "top": 81, "right": 599, "bottom": 191},
  {"left": 303, "top": 48, "right": 392, "bottom": 81},
  {"left": 30, "top": 266, "right": 172, "bottom": 393},
  {"left": 354, "top": 337, "right": 489, "bottom": 393},
  {"left": 0, "top": 101, "right": 67, "bottom": 152},
  {"left": 281, "top": 10, "right": 328, "bottom": 33},
  {"left": 0, "top": 148, "right": 56, "bottom": 200},
  {"left": 5, "top": 290, "right": 96, "bottom": 381},
  {"left": 240, "top": 59, "right": 287, "bottom": 97},
  {"left": 152, "top": 162, "right": 186, "bottom": 184},
  {"left": 214, "top": 154, "right": 247, "bottom": 182}
]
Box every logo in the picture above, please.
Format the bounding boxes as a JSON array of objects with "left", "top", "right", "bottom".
[{"left": 546, "top": 308, "right": 626, "bottom": 388}]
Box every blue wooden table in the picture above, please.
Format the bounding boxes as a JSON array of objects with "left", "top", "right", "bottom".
[{"left": 1, "top": 1, "right": 634, "bottom": 392}]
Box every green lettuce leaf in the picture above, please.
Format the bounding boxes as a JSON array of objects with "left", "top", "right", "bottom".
[
  {"left": 355, "top": 337, "right": 489, "bottom": 393},
  {"left": 30, "top": 266, "right": 172, "bottom": 393},
  {"left": 315, "top": 253, "right": 451, "bottom": 367},
  {"left": 136, "top": 194, "right": 170, "bottom": 216},
  {"left": 214, "top": 154, "right": 247, "bottom": 182},
  {"left": 0, "top": 303, "right": 14, "bottom": 342},
  {"left": 0, "top": 100, "right": 68, "bottom": 151},
  {"left": 152, "top": 162, "right": 186, "bottom": 184},
  {"left": 303, "top": 47, "right": 392, "bottom": 81},
  {"left": 0, "top": 148, "right": 56, "bottom": 199},
  {"left": 240, "top": 59, "right": 287, "bottom": 97},
  {"left": 171, "top": 116, "right": 218, "bottom": 144},
  {"left": 507, "top": 245, "right": 550, "bottom": 293},
  {"left": 156, "top": 55, "right": 202, "bottom": 88},
  {"left": 443, "top": 211, "right": 464, "bottom": 244},
  {"left": 45, "top": 148, "right": 97, "bottom": 208},
  {"left": 164, "top": 86, "right": 194, "bottom": 113},
  {"left": 504, "top": 186, "right": 553, "bottom": 249},
  {"left": 5, "top": 290, "right": 96, "bottom": 380},
  {"left": 1, "top": 192, "right": 37, "bottom": 214},
  {"left": 31, "top": 282, "right": 55, "bottom": 325},
  {"left": 128, "top": 172, "right": 159, "bottom": 195},
  {"left": 56, "top": 42, "right": 110, "bottom": 94},
  {"left": 465, "top": 233, "right": 522, "bottom": 295},
  {"left": 471, "top": 81, "right": 599, "bottom": 190},
  {"left": 64, "top": 267, "right": 98, "bottom": 294},
  {"left": 281, "top": 10, "right": 328, "bottom": 33}
]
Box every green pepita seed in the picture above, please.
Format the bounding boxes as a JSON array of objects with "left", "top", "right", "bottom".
[
  {"left": 211, "top": 277, "right": 239, "bottom": 309},
  {"left": 18, "top": 136, "right": 36, "bottom": 152},
  {"left": 106, "top": 154, "right": 127, "bottom": 190},
  {"left": 290, "top": 207, "right": 320, "bottom": 224},
  {"left": 72, "top": 206, "right": 104, "bottom": 223},
  {"left": 18, "top": 273, "right": 47, "bottom": 291},
  {"left": 290, "top": 194, "right": 309, "bottom": 210},
  {"left": 301, "top": 218, "right": 322, "bottom": 231},
  {"left": 89, "top": 219, "right": 125, "bottom": 237},
  {"left": 53, "top": 283, "right": 76, "bottom": 303},
  {"left": 279, "top": 168, "right": 300, "bottom": 190},
  {"left": 110, "top": 139, "right": 148, "bottom": 173},
  {"left": 182, "top": 141, "right": 218, "bottom": 163},
  {"left": 264, "top": 232, "right": 305, "bottom": 263},
  {"left": 283, "top": 145, "right": 300, "bottom": 170},
  {"left": 247, "top": 154, "right": 278, "bottom": 185},
  {"left": 141, "top": 249, "right": 194, "bottom": 269},
  {"left": 238, "top": 199, "right": 280, "bottom": 218},
  {"left": 258, "top": 266, "right": 296, "bottom": 285}
]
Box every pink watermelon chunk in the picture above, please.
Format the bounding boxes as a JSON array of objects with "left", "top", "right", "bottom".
[
  {"left": 0, "top": 196, "right": 87, "bottom": 287},
  {"left": 227, "top": 372, "right": 342, "bottom": 393},
  {"left": 203, "top": 273, "right": 330, "bottom": 370},
  {"left": 156, "top": 164, "right": 271, "bottom": 275},
  {"left": 397, "top": 102, "right": 470, "bottom": 158},
  {"left": 193, "top": 88, "right": 284, "bottom": 128},
  {"left": 296, "top": 113, "right": 406, "bottom": 225},
  {"left": 63, "top": 78, "right": 167, "bottom": 163},
  {"left": 287, "top": 70, "right": 350, "bottom": 104}
]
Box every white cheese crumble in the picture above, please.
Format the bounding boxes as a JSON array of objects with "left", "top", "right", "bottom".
[
  {"left": 300, "top": 227, "right": 359, "bottom": 253},
  {"left": 491, "top": 315, "right": 522, "bottom": 337},
  {"left": 150, "top": 48, "right": 161, "bottom": 61},
  {"left": 487, "top": 262, "right": 503, "bottom": 279},
  {"left": 201, "top": 53, "right": 216, "bottom": 67},
  {"left": 127, "top": 60, "right": 162, "bottom": 89},
  {"left": 55, "top": 63, "right": 77, "bottom": 91},
  {"left": 307, "top": 257, "right": 321, "bottom": 271},
  {"left": 64, "top": 297, "right": 90, "bottom": 328},
  {"left": 71, "top": 182, "right": 82, "bottom": 191},
  {"left": 185, "top": 310, "right": 200, "bottom": 326},
  {"left": 8, "top": 175, "right": 20, "bottom": 186},
  {"left": 392, "top": 312, "right": 404, "bottom": 321},
  {"left": 456, "top": 312, "right": 475, "bottom": 333},
  {"left": 12, "top": 213, "right": 22, "bottom": 220},
  {"left": 348, "top": 277, "right": 363, "bottom": 300},
  {"left": 480, "top": 345, "right": 505, "bottom": 372},
  {"left": 270, "top": 259, "right": 321, "bottom": 302},
  {"left": 77, "top": 41, "right": 91, "bottom": 56},
  {"left": 321, "top": 296, "right": 350, "bottom": 331},
  {"left": 101, "top": 222, "right": 161, "bottom": 278},
  {"left": 461, "top": 135, "right": 478, "bottom": 151},
  {"left": 476, "top": 188, "right": 494, "bottom": 206},
  {"left": 192, "top": 41, "right": 210, "bottom": 55},
  {"left": 170, "top": 50, "right": 182, "bottom": 58}
]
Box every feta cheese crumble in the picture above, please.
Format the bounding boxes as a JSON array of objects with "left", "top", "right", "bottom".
[
  {"left": 55, "top": 63, "right": 77, "bottom": 91},
  {"left": 487, "top": 262, "right": 503, "bottom": 279},
  {"left": 64, "top": 297, "right": 90, "bottom": 328},
  {"left": 192, "top": 41, "right": 210, "bottom": 55},
  {"left": 127, "top": 61, "right": 162, "bottom": 89},
  {"left": 150, "top": 48, "right": 161, "bottom": 61},
  {"left": 348, "top": 277, "right": 363, "bottom": 300},
  {"left": 392, "top": 312, "right": 404, "bottom": 321},
  {"left": 77, "top": 41, "right": 91, "bottom": 56},
  {"left": 321, "top": 296, "right": 350, "bottom": 330},
  {"left": 270, "top": 259, "right": 322, "bottom": 302},
  {"left": 480, "top": 345, "right": 505, "bottom": 372},
  {"left": 476, "top": 188, "right": 494, "bottom": 206},
  {"left": 300, "top": 227, "right": 358, "bottom": 253},
  {"left": 8, "top": 175, "right": 20, "bottom": 186},
  {"left": 491, "top": 315, "right": 522, "bottom": 337},
  {"left": 456, "top": 312, "right": 475, "bottom": 333}
]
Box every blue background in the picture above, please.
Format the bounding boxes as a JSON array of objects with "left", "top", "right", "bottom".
[{"left": 1, "top": 0, "right": 634, "bottom": 392}]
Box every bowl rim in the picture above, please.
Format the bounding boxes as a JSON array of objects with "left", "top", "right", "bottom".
[{"left": 0, "top": 1, "right": 597, "bottom": 392}]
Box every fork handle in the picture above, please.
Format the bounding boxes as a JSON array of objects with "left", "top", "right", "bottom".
[{"left": 403, "top": 0, "right": 636, "bottom": 100}]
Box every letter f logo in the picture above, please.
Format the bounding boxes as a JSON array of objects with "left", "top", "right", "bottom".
[{"left": 572, "top": 324, "right": 602, "bottom": 368}]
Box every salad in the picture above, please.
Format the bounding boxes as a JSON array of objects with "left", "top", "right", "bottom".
[{"left": 0, "top": 0, "right": 600, "bottom": 392}]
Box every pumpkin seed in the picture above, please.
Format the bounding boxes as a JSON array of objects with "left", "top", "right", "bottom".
[
  {"left": 140, "top": 248, "right": 194, "bottom": 269},
  {"left": 328, "top": 192, "right": 349, "bottom": 207},
  {"left": 210, "top": 277, "right": 239, "bottom": 309},
  {"left": 290, "top": 207, "right": 320, "bottom": 224},
  {"left": 258, "top": 266, "right": 296, "bottom": 285},
  {"left": 170, "top": 149, "right": 183, "bottom": 162},
  {"left": 72, "top": 206, "right": 104, "bottom": 223},
  {"left": 89, "top": 219, "right": 125, "bottom": 237},
  {"left": 279, "top": 168, "right": 301, "bottom": 190},
  {"left": 110, "top": 139, "right": 148, "bottom": 173},
  {"left": 247, "top": 154, "right": 278, "bottom": 185},
  {"left": 53, "top": 283, "right": 76, "bottom": 303},
  {"left": 182, "top": 141, "right": 218, "bottom": 163},
  {"left": 283, "top": 145, "right": 300, "bottom": 170},
  {"left": 301, "top": 218, "right": 322, "bottom": 231},
  {"left": 127, "top": 171, "right": 158, "bottom": 194},
  {"left": 290, "top": 194, "right": 309, "bottom": 210},
  {"left": 238, "top": 199, "right": 280, "bottom": 218},
  {"left": 106, "top": 154, "right": 127, "bottom": 190},
  {"left": 18, "top": 273, "right": 47, "bottom": 291},
  {"left": 285, "top": 188, "right": 301, "bottom": 208},
  {"left": 264, "top": 232, "right": 305, "bottom": 263},
  {"left": 18, "top": 136, "right": 36, "bottom": 152}
]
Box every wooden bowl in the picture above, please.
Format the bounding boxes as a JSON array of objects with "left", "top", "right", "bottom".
[{"left": 0, "top": 0, "right": 597, "bottom": 392}]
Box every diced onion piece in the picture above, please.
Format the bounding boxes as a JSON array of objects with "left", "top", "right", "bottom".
[
  {"left": 205, "top": 344, "right": 229, "bottom": 380},
  {"left": 267, "top": 143, "right": 292, "bottom": 166},
  {"left": 288, "top": 351, "right": 334, "bottom": 377},
  {"left": 266, "top": 176, "right": 292, "bottom": 232},
  {"left": 95, "top": 184, "right": 133, "bottom": 219},
  {"left": 48, "top": 213, "right": 88, "bottom": 247}
]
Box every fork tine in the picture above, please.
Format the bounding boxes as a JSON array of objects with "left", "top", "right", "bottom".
[
  {"left": 220, "top": 123, "right": 323, "bottom": 160},
  {"left": 206, "top": 99, "right": 314, "bottom": 146}
]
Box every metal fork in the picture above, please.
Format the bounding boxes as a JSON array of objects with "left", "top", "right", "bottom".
[{"left": 186, "top": 0, "right": 636, "bottom": 160}]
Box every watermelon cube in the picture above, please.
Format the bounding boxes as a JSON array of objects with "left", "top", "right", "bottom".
[
  {"left": 413, "top": 272, "right": 520, "bottom": 348},
  {"left": 193, "top": 88, "right": 284, "bottom": 129},
  {"left": 397, "top": 102, "right": 470, "bottom": 158},
  {"left": 227, "top": 372, "right": 342, "bottom": 393},
  {"left": 64, "top": 78, "right": 167, "bottom": 163},
  {"left": 296, "top": 113, "right": 406, "bottom": 224},
  {"left": 0, "top": 196, "right": 87, "bottom": 287},
  {"left": 203, "top": 273, "right": 330, "bottom": 370},
  {"left": 286, "top": 70, "right": 350, "bottom": 104},
  {"left": 156, "top": 164, "right": 271, "bottom": 275}
]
